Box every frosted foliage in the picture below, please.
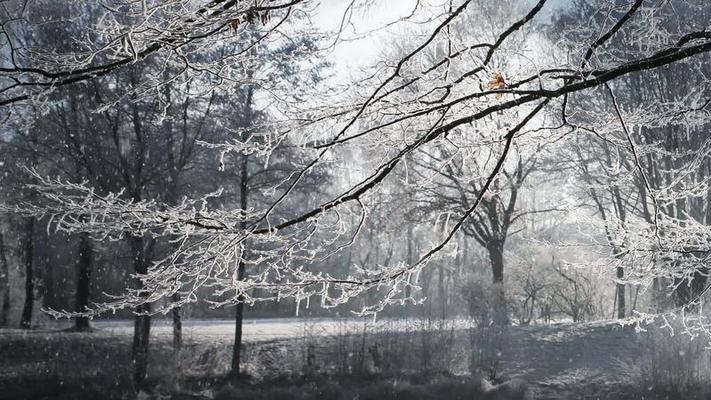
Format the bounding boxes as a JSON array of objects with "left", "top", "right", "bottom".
[{"left": 2, "top": 0, "right": 711, "bottom": 336}]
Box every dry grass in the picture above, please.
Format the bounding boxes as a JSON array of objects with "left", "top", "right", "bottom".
[
  {"left": 213, "top": 375, "right": 530, "bottom": 400},
  {"left": 616, "top": 325, "right": 711, "bottom": 400}
]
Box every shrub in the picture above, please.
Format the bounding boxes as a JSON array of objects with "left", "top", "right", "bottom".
[
  {"left": 620, "top": 326, "right": 711, "bottom": 399},
  {"left": 213, "top": 375, "right": 531, "bottom": 400}
]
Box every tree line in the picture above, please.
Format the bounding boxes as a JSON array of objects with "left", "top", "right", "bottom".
[{"left": 1, "top": 0, "right": 711, "bottom": 388}]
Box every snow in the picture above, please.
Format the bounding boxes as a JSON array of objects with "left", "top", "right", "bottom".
[{"left": 8, "top": 317, "right": 474, "bottom": 343}]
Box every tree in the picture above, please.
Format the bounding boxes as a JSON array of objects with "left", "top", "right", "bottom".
[
  {"left": 73, "top": 233, "right": 92, "bottom": 330},
  {"left": 5, "top": 0, "right": 711, "bottom": 340},
  {"left": 0, "top": 229, "right": 9, "bottom": 326},
  {"left": 554, "top": 0, "right": 711, "bottom": 321},
  {"left": 11, "top": 8, "right": 326, "bottom": 380},
  {"left": 18, "top": 217, "right": 34, "bottom": 329},
  {"left": 0, "top": 0, "right": 310, "bottom": 107},
  {"left": 413, "top": 139, "right": 543, "bottom": 324}
]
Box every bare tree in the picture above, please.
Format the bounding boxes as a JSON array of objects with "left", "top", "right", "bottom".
[
  {"left": 0, "top": 230, "right": 10, "bottom": 326},
  {"left": 4, "top": 0, "right": 711, "bottom": 341},
  {"left": 556, "top": 0, "right": 711, "bottom": 322},
  {"left": 18, "top": 217, "right": 34, "bottom": 329},
  {"left": 550, "top": 261, "right": 598, "bottom": 322}
]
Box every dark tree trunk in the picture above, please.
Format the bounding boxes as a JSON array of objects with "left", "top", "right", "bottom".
[
  {"left": 44, "top": 252, "right": 55, "bottom": 310},
  {"left": 438, "top": 263, "right": 446, "bottom": 319},
  {"left": 487, "top": 240, "right": 509, "bottom": 325},
  {"left": 0, "top": 287, "right": 8, "bottom": 327},
  {"left": 231, "top": 259, "right": 246, "bottom": 375},
  {"left": 172, "top": 292, "right": 182, "bottom": 355},
  {"left": 166, "top": 180, "right": 182, "bottom": 357},
  {"left": 616, "top": 267, "right": 626, "bottom": 319},
  {"left": 232, "top": 150, "right": 250, "bottom": 376},
  {"left": 129, "top": 235, "right": 152, "bottom": 387},
  {"left": 165, "top": 170, "right": 182, "bottom": 357},
  {"left": 405, "top": 222, "right": 414, "bottom": 299},
  {"left": 132, "top": 305, "right": 151, "bottom": 386},
  {"left": 488, "top": 242, "right": 504, "bottom": 284},
  {"left": 20, "top": 218, "right": 34, "bottom": 329},
  {"left": 0, "top": 232, "right": 10, "bottom": 327},
  {"left": 75, "top": 233, "right": 92, "bottom": 330}
]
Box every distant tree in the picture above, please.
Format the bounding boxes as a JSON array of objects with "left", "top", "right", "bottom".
[
  {"left": 554, "top": 0, "right": 711, "bottom": 319},
  {"left": 5, "top": 0, "right": 711, "bottom": 341},
  {"left": 0, "top": 230, "right": 9, "bottom": 326},
  {"left": 18, "top": 217, "right": 34, "bottom": 329}
]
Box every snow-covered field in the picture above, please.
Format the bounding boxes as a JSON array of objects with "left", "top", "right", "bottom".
[
  {"left": 0, "top": 318, "right": 670, "bottom": 399},
  {"left": 4, "top": 317, "right": 473, "bottom": 343}
]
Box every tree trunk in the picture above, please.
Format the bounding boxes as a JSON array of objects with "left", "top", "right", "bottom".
[
  {"left": 74, "top": 233, "right": 92, "bottom": 330},
  {"left": 231, "top": 259, "right": 246, "bottom": 376},
  {"left": 438, "top": 263, "right": 446, "bottom": 320},
  {"left": 650, "top": 277, "right": 662, "bottom": 312},
  {"left": 129, "top": 235, "right": 153, "bottom": 387},
  {"left": 20, "top": 218, "right": 34, "bottom": 329},
  {"left": 172, "top": 292, "right": 182, "bottom": 355},
  {"left": 616, "top": 267, "right": 625, "bottom": 319},
  {"left": 0, "top": 232, "right": 10, "bottom": 327},
  {"left": 166, "top": 182, "right": 182, "bottom": 356},
  {"left": 133, "top": 305, "right": 151, "bottom": 386},
  {"left": 44, "top": 260, "right": 56, "bottom": 311},
  {"left": 487, "top": 241, "right": 509, "bottom": 325},
  {"left": 0, "top": 285, "right": 8, "bottom": 327},
  {"left": 405, "top": 222, "right": 414, "bottom": 299},
  {"left": 165, "top": 173, "right": 183, "bottom": 358},
  {"left": 232, "top": 150, "right": 250, "bottom": 377}
]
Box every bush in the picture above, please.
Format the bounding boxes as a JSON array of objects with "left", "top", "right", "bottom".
[
  {"left": 293, "top": 318, "right": 468, "bottom": 378},
  {"left": 213, "top": 375, "right": 531, "bottom": 400},
  {"left": 620, "top": 326, "right": 711, "bottom": 399},
  {"left": 469, "top": 325, "right": 509, "bottom": 381}
]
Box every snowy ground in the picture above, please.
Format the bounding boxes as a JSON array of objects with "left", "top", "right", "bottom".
[
  {"left": 499, "top": 321, "right": 647, "bottom": 389},
  {"left": 0, "top": 318, "right": 656, "bottom": 399},
  {"left": 4, "top": 317, "right": 475, "bottom": 343}
]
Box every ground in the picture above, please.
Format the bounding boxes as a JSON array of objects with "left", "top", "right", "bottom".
[{"left": 0, "top": 318, "right": 655, "bottom": 399}]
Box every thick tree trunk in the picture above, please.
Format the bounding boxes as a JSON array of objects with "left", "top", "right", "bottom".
[
  {"left": 132, "top": 305, "right": 151, "bottom": 386},
  {"left": 44, "top": 252, "right": 55, "bottom": 310},
  {"left": 487, "top": 241, "right": 509, "bottom": 325},
  {"left": 488, "top": 242, "right": 504, "bottom": 283},
  {"left": 75, "top": 233, "right": 92, "bottom": 330},
  {"left": 0, "top": 232, "right": 10, "bottom": 327},
  {"left": 129, "top": 235, "right": 152, "bottom": 387},
  {"left": 20, "top": 219, "right": 34, "bottom": 329}
]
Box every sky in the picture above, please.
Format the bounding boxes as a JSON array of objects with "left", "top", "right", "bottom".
[
  {"left": 308, "top": 0, "right": 572, "bottom": 84},
  {"left": 312, "top": 0, "right": 421, "bottom": 74}
]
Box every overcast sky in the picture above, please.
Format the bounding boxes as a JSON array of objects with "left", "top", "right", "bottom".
[
  {"left": 312, "top": 0, "right": 420, "bottom": 76},
  {"left": 310, "top": 0, "right": 569, "bottom": 78}
]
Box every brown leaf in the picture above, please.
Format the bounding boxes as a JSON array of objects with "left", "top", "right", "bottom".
[
  {"left": 487, "top": 72, "right": 507, "bottom": 90},
  {"left": 260, "top": 12, "right": 270, "bottom": 25}
]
